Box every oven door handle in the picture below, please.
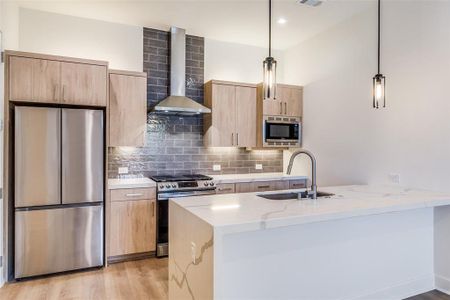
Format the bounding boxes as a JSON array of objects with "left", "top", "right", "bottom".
[{"left": 158, "top": 189, "right": 217, "bottom": 200}]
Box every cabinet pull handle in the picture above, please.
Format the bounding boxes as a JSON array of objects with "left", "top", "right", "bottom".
[
  {"left": 219, "top": 188, "right": 233, "bottom": 191},
  {"left": 279, "top": 102, "right": 283, "bottom": 114},
  {"left": 292, "top": 183, "right": 304, "bottom": 187},
  {"left": 284, "top": 102, "right": 287, "bottom": 115},
  {"left": 231, "top": 133, "right": 234, "bottom": 146},
  {"left": 152, "top": 201, "right": 155, "bottom": 217},
  {"left": 236, "top": 133, "right": 239, "bottom": 146},
  {"left": 257, "top": 185, "right": 270, "bottom": 189},
  {"left": 62, "top": 85, "right": 65, "bottom": 101},
  {"left": 125, "top": 193, "right": 144, "bottom": 197}
]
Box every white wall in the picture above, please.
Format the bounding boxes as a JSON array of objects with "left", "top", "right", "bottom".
[
  {"left": 283, "top": 1, "right": 450, "bottom": 192},
  {"left": 205, "top": 38, "right": 284, "bottom": 84},
  {"left": 19, "top": 8, "right": 143, "bottom": 71}
]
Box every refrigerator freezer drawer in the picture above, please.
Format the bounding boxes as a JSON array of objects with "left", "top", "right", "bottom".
[
  {"left": 15, "top": 107, "right": 61, "bottom": 208},
  {"left": 15, "top": 205, "right": 103, "bottom": 278},
  {"left": 62, "top": 109, "right": 104, "bottom": 204}
]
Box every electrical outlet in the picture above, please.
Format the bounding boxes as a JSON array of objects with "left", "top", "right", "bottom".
[
  {"left": 389, "top": 173, "right": 400, "bottom": 184},
  {"left": 213, "top": 164, "right": 221, "bottom": 171},
  {"left": 118, "top": 167, "right": 129, "bottom": 174},
  {"left": 191, "top": 242, "right": 197, "bottom": 264},
  {"left": 255, "top": 164, "right": 263, "bottom": 170}
]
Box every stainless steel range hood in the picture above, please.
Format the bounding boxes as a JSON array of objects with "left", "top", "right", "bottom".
[{"left": 152, "top": 27, "right": 211, "bottom": 115}]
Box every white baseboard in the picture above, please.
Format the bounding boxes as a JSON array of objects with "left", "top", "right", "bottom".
[
  {"left": 435, "top": 275, "right": 450, "bottom": 295},
  {"left": 352, "top": 275, "right": 434, "bottom": 300}
]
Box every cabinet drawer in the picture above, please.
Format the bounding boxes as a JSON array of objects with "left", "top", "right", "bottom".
[
  {"left": 216, "top": 183, "right": 235, "bottom": 194},
  {"left": 289, "top": 180, "right": 307, "bottom": 189},
  {"left": 111, "top": 187, "right": 155, "bottom": 202},
  {"left": 253, "top": 181, "right": 277, "bottom": 192}
]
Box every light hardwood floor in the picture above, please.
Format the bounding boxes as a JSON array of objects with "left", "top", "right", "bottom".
[
  {"left": 1, "top": 258, "right": 449, "bottom": 300},
  {"left": 0, "top": 258, "right": 168, "bottom": 300}
]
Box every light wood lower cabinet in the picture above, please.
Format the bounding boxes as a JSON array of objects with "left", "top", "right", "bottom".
[
  {"left": 109, "top": 188, "right": 156, "bottom": 258},
  {"left": 216, "top": 183, "right": 236, "bottom": 194}
]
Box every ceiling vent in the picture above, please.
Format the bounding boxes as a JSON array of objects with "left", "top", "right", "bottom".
[{"left": 297, "top": 0, "right": 323, "bottom": 7}]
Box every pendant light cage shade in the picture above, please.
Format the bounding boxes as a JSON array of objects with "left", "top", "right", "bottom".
[
  {"left": 263, "top": 56, "right": 277, "bottom": 100},
  {"left": 373, "top": 74, "right": 385, "bottom": 109}
]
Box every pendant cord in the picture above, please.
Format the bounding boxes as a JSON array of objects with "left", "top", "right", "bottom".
[
  {"left": 377, "top": 0, "right": 381, "bottom": 74},
  {"left": 269, "top": 0, "right": 272, "bottom": 57}
]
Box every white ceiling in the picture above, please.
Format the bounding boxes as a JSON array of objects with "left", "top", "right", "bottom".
[{"left": 15, "top": 0, "right": 373, "bottom": 49}]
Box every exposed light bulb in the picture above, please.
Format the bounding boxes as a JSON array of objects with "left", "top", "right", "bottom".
[
  {"left": 372, "top": 74, "right": 386, "bottom": 109},
  {"left": 277, "top": 18, "right": 287, "bottom": 25}
]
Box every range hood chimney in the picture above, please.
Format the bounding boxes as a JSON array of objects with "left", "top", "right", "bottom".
[{"left": 152, "top": 27, "right": 211, "bottom": 115}]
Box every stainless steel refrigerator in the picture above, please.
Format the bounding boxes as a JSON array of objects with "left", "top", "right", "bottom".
[{"left": 14, "top": 106, "right": 104, "bottom": 279}]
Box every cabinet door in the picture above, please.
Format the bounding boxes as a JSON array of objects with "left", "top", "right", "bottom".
[
  {"left": 274, "top": 180, "right": 289, "bottom": 190},
  {"left": 110, "top": 199, "right": 156, "bottom": 256},
  {"left": 236, "top": 86, "right": 257, "bottom": 147},
  {"left": 284, "top": 87, "right": 303, "bottom": 117},
  {"left": 263, "top": 98, "right": 283, "bottom": 116},
  {"left": 235, "top": 182, "right": 254, "bottom": 193},
  {"left": 211, "top": 84, "right": 236, "bottom": 146},
  {"left": 109, "top": 74, "right": 147, "bottom": 146},
  {"left": 61, "top": 62, "right": 107, "bottom": 106},
  {"left": 9, "top": 56, "right": 61, "bottom": 103}
]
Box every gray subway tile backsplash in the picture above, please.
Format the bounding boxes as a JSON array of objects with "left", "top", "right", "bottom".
[{"left": 107, "top": 27, "right": 283, "bottom": 178}]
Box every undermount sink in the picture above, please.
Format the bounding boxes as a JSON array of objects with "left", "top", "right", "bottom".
[{"left": 258, "top": 191, "right": 335, "bottom": 200}]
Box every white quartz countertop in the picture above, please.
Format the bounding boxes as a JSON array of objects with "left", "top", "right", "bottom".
[
  {"left": 170, "top": 185, "right": 450, "bottom": 234},
  {"left": 211, "top": 172, "right": 308, "bottom": 184},
  {"left": 108, "top": 177, "right": 156, "bottom": 189}
]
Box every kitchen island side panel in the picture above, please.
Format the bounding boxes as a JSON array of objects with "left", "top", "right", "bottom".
[
  {"left": 169, "top": 200, "right": 214, "bottom": 300},
  {"left": 213, "top": 208, "right": 434, "bottom": 300}
]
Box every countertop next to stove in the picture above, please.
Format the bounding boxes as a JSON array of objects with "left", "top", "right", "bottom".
[
  {"left": 211, "top": 172, "right": 308, "bottom": 184},
  {"left": 108, "top": 178, "right": 157, "bottom": 189}
]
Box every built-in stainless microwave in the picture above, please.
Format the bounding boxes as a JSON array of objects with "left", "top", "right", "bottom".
[{"left": 263, "top": 115, "right": 301, "bottom": 147}]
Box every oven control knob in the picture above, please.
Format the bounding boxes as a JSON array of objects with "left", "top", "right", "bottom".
[
  {"left": 159, "top": 185, "right": 165, "bottom": 189},
  {"left": 172, "top": 184, "right": 176, "bottom": 188},
  {"left": 210, "top": 182, "right": 215, "bottom": 186},
  {"left": 204, "top": 182, "right": 208, "bottom": 186},
  {"left": 166, "top": 184, "right": 171, "bottom": 188}
]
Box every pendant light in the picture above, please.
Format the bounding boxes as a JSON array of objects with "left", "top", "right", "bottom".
[
  {"left": 373, "top": 0, "right": 386, "bottom": 109},
  {"left": 263, "top": 0, "right": 277, "bottom": 100}
]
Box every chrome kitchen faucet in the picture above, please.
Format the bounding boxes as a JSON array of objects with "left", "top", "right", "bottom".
[{"left": 286, "top": 149, "right": 317, "bottom": 199}]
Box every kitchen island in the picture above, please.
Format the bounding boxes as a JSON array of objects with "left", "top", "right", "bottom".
[{"left": 169, "top": 185, "right": 450, "bottom": 300}]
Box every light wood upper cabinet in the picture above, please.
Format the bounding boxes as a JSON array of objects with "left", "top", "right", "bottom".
[
  {"left": 61, "top": 62, "right": 107, "bottom": 106},
  {"left": 257, "top": 83, "right": 303, "bottom": 118},
  {"left": 7, "top": 51, "right": 108, "bottom": 106},
  {"left": 204, "top": 80, "right": 257, "bottom": 148},
  {"left": 9, "top": 56, "right": 61, "bottom": 103},
  {"left": 278, "top": 85, "right": 303, "bottom": 117},
  {"left": 236, "top": 86, "right": 257, "bottom": 147},
  {"left": 109, "top": 70, "right": 147, "bottom": 147}
]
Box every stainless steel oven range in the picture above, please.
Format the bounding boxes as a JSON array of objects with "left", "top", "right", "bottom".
[{"left": 150, "top": 174, "right": 217, "bottom": 257}]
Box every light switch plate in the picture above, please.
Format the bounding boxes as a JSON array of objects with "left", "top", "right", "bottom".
[
  {"left": 213, "top": 164, "right": 221, "bottom": 171},
  {"left": 118, "top": 167, "right": 129, "bottom": 174},
  {"left": 255, "top": 164, "right": 263, "bottom": 170}
]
